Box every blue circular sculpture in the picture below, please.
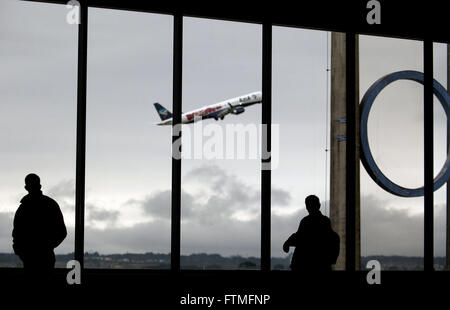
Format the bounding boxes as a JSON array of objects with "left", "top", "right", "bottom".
[{"left": 360, "top": 70, "right": 450, "bottom": 197}]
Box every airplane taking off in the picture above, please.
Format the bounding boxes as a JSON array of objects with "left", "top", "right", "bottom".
[{"left": 153, "top": 91, "right": 262, "bottom": 125}]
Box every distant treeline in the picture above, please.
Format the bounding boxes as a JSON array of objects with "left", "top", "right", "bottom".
[
  {"left": 0, "top": 252, "right": 290, "bottom": 269},
  {"left": 0, "top": 252, "right": 446, "bottom": 270}
]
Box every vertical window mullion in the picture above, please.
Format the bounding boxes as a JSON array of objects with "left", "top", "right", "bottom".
[
  {"left": 424, "top": 39, "right": 434, "bottom": 272},
  {"left": 74, "top": 1, "right": 88, "bottom": 272},
  {"left": 171, "top": 13, "right": 183, "bottom": 271},
  {"left": 261, "top": 22, "right": 272, "bottom": 272}
]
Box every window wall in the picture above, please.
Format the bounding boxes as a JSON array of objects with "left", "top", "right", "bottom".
[
  {"left": 180, "top": 18, "right": 262, "bottom": 269},
  {"left": 1, "top": 1, "right": 447, "bottom": 273},
  {"left": 432, "top": 42, "right": 448, "bottom": 270},
  {"left": 271, "top": 27, "right": 330, "bottom": 270},
  {"left": 85, "top": 8, "right": 172, "bottom": 268},
  {"left": 0, "top": 1, "right": 77, "bottom": 267},
  {"left": 359, "top": 35, "right": 425, "bottom": 270}
]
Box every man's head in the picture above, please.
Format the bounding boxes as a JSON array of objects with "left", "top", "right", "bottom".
[
  {"left": 305, "top": 195, "right": 320, "bottom": 214},
  {"left": 24, "top": 173, "right": 41, "bottom": 194}
]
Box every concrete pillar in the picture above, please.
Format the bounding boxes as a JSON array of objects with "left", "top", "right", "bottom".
[{"left": 330, "top": 32, "right": 361, "bottom": 270}]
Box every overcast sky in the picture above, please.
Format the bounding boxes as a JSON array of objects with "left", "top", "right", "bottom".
[{"left": 0, "top": 0, "right": 448, "bottom": 262}]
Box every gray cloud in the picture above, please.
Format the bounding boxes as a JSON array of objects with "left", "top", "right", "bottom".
[
  {"left": 47, "top": 179, "right": 118, "bottom": 224},
  {"left": 135, "top": 165, "right": 291, "bottom": 225},
  {"left": 106, "top": 165, "right": 295, "bottom": 256},
  {"left": 46, "top": 179, "right": 75, "bottom": 213},
  {"left": 2, "top": 192, "right": 447, "bottom": 258},
  {"left": 47, "top": 179, "right": 75, "bottom": 199},
  {"left": 79, "top": 203, "right": 306, "bottom": 257},
  {"left": 86, "top": 203, "right": 119, "bottom": 223},
  {"left": 82, "top": 165, "right": 448, "bottom": 257},
  {"left": 128, "top": 190, "right": 172, "bottom": 220},
  {"left": 86, "top": 194, "right": 447, "bottom": 257},
  {"left": 361, "top": 195, "right": 446, "bottom": 256},
  {"left": 127, "top": 190, "right": 196, "bottom": 221},
  {"left": 272, "top": 187, "right": 292, "bottom": 206}
]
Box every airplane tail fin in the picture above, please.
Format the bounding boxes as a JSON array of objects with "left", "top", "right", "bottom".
[{"left": 153, "top": 103, "right": 173, "bottom": 121}]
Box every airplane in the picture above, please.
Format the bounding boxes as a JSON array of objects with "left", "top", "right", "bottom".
[{"left": 153, "top": 91, "right": 262, "bottom": 125}]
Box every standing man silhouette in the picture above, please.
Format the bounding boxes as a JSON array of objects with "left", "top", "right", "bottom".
[
  {"left": 283, "top": 195, "right": 339, "bottom": 272},
  {"left": 12, "top": 173, "right": 67, "bottom": 279}
]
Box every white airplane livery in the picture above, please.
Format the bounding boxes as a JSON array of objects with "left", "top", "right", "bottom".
[{"left": 153, "top": 91, "right": 262, "bottom": 125}]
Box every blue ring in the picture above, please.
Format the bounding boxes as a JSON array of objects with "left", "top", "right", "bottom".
[{"left": 360, "top": 70, "right": 450, "bottom": 197}]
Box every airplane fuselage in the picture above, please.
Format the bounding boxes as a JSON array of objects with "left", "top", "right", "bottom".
[{"left": 156, "top": 91, "right": 262, "bottom": 125}]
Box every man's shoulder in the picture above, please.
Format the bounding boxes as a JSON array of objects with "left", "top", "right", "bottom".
[
  {"left": 299, "top": 215, "right": 309, "bottom": 223},
  {"left": 299, "top": 214, "right": 314, "bottom": 226},
  {"left": 42, "top": 195, "right": 58, "bottom": 206},
  {"left": 319, "top": 214, "right": 332, "bottom": 227},
  {"left": 303, "top": 213, "right": 331, "bottom": 224},
  {"left": 15, "top": 201, "right": 26, "bottom": 216},
  {"left": 19, "top": 194, "right": 31, "bottom": 204},
  {"left": 321, "top": 214, "right": 331, "bottom": 222}
]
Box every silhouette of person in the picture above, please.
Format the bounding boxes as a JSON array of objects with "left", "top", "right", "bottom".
[
  {"left": 283, "top": 195, "right": 339, "bottom": 272},
  {"left": 12, "top": 173, "right": 67, "bottom": 280}
]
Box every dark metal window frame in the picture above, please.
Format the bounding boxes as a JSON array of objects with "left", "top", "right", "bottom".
[{"left": 18, "top": 0, "right": 443, "bottom": 273}]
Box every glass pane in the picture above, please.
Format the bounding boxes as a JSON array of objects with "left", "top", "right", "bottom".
[
  {"left": 359, "top": 35, "right": 424, "bottom": 270},
  {"left": 433, "top": 42, "right": 448, "bottom": 271},
  {"left": 0, "top": 1, "right": 77, "bottom": 267},
  {"left": 180, "top": 17, "right": 261, "bottom": 270},
  {"left": 272, "top": 27, "right": 330, "bottom": 270},
  {"left": 85, "top": 8, "right": 172, "bottom": 268}
]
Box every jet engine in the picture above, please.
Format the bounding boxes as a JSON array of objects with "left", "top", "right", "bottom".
[{"left": 231, "top": 107, "right": 245, "bottom": 114}]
